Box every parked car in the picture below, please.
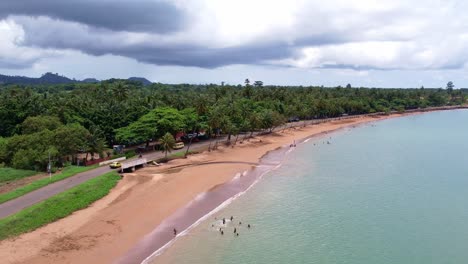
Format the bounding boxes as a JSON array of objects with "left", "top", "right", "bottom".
[
  {"left": 173, "top": 142, "right": 185, "bottom": 149},
  {"left": 182, "top": 133, "right": 199, "bottom": 142},
  {"left": 109, "top": 162, "right": 122, "bottom": 169}
]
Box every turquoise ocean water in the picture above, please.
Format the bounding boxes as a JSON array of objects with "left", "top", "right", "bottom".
[{"left": 154, "top": 110, "right": 468, "bottom": 264}]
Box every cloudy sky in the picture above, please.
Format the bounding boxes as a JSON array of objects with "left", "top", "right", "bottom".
[{"left": 1, "top": 0, "right": 467, "bottom": 87}]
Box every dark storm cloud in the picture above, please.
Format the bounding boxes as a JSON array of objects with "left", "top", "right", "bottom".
[
  {"left": 0, "top": 0, "right": 186, "bottom": 33},
  {"left": 15, "top": 16, "right": 296, "bottom": 68},
  {"left": 4, "top": 1, "right": 464, "bottom": 71},
  {"left": 72, "top": 42, "right": 294, "bottom": 68},
  {"left": 123, "top": 43, "right": 295, "bottom": 68}
]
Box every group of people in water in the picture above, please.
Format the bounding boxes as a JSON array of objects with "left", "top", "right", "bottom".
[
  {"left": 172, "top": 215, "right": 252, "bottom": 238},
  {"left": 290, "top": 140, "right": 297, "bottom": 147},
  {"left": 311, "top": 137, "right": 333, "bottom": 146},
  {"left": 292, "top": 137, "right": 333, "bottom": 148},
  {"left": 214, "top": 216, "right": 251, "bottom": 237}
]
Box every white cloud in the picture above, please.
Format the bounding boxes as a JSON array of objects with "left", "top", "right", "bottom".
[{"left": 0, "top": 19, "right": 60, "bottom": 68}]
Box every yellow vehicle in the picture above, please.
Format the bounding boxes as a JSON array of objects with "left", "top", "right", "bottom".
[
  {"left": 173, "top": 142, "right": 185, "bottom": 149},
  {"left": 109, "top": 162, "right": 122, "bottom": 169}
]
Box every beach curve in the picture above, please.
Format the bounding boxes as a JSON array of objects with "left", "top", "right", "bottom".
[{"left": 0, "top": 111, "right": 450, "bottom": 264}]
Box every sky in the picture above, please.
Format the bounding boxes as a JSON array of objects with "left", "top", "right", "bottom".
[{"left": 0, "top": 0, "right": 467, "bottom": 88}]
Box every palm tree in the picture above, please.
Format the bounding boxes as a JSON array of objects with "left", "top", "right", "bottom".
[
  {"left": 160, "top": 132, "right": 175, "bottom": 159},
  {"left": 112, "top": 81, "right": 129, "bottom": 101},
  {"left": 247, "top": 112, "right": 261, "bottom": 140},
  {"left": 86, "top": 126, "right": 106, "bottom": 160}
]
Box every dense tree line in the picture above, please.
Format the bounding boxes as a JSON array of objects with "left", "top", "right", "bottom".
[{"left": 0, "top": 79, "right": 465, "bottom": 170}]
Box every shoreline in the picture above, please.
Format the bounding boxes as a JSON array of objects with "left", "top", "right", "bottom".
[
  {"left": 0, "top": 108, "right": 464, "bottom": 264},
  {"left": 119, "top": 143, "right": 291, "bottom": 264},
  {"left": 138, "top": 115, "right": 391, "bottom": 264}
]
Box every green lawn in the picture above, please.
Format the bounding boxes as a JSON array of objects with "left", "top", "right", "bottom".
[
  {"left": 0, "top": 172, "right": 120, "bottom": 241},
  {"left": 0, "top": 165, "right": 98, "bottom": 204},
  {"left": 0, "top": 168, "right": 38, "bottom": 185}
]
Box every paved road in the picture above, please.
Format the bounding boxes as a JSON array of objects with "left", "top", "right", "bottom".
[
  {"left": 0, "top": 137, "right": 227, "bottom": 219},
  {"left": 0, "top": 166, "right": 113, "bottom": 218}
]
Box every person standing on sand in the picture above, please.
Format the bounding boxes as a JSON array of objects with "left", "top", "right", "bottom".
[
  {"left": 230, "top": 216, "right": 234, "bottom": 221},
  {"left": 223, "top": 218, "right": 226, "bottom": 224},
  {"left": 173, "top": 228, "right": 177, "bottom": 236},
  {"left": 234, "top": 228, "right": 237, "bottom": 233}
]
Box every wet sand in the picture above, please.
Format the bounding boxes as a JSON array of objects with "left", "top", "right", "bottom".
[{"left": 0, "top": 113, "right": 424, "bottom": 264}]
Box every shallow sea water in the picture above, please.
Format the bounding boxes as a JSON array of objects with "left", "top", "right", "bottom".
[{"left": 154, "top": 110, "right": 468, "bottom": 264}]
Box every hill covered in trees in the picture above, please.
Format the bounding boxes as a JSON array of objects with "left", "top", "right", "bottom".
[
  {"left": 0, "top": 73, "right": 75, "bottom": 85},
  {"left": 0, "top": 72, "right": 153, "bottom": 86},
  {"left": 0, "top": 79, "right": 465, "bottom": 171}
]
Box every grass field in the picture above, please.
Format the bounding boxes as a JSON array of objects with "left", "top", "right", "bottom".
[
  {"left": 0, "top": 171, "right": 120, "bottom": 241},
  {"left": 0, "top": 165, "right": 98, "bottom": 204},
  {"left": 0, "top": 168, "right": 39, "bottom": 185}
]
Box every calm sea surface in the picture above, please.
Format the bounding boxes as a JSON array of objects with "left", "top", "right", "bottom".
[{"left": 154, "top": 110, "right": 468, "bottom": 264}]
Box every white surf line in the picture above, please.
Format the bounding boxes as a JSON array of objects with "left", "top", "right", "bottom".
[{"left": 141, "top": 163, "right": 284, "bottom": 263}]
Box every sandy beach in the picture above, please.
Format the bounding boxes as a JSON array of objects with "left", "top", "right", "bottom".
[{"left": 0, "top": 113, "right": 413, "bottom": 264}]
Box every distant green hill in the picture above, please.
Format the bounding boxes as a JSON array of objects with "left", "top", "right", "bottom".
[
  {"left": 0, "top": 73, "right": 152, "bottom": 86},
  {"left": 0, "top": 72, "right": 74, "bottom": 85},
  {"left": 128, "top": 77, "right": 152, "bottom": 86}
]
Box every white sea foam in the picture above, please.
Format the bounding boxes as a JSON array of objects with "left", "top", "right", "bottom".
[
  {"left": 232, "top": 172, "right": 242, "bottom": 180},
  {"left": 193, "top": 192, "right": 207, "bottom": 202}
]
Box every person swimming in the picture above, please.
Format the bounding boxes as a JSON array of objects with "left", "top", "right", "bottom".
[
  {"left": 234, "top": 228, "right": 237, "bottom": 233},
  {"left": 248, "top": 224, "right": 251, "bottom": 228},
  {"left": 221, "top": 230, "right": 224, "bottom": 235},
  {"left": 239, "top": 221, "right": 242, "bottom": 225},
  {"left": 230, "top": 216, "right": 234, "bottom": 221},
  {"left": 223, "top": 218, "right": 226, "bottom": 224}
]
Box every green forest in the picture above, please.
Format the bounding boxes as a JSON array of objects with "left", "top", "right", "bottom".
[{"left": 0, "top": 79, "right": 465, "bottom": 171}]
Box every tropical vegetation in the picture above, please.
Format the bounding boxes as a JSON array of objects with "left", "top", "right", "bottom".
[{"left": 0, "top": 79, "right": 465, "bottom": 171}]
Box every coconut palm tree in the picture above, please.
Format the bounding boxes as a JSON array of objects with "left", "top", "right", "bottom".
[
  {"left": 160, "top": 132, "right": 175, "bottom": 159},
  {"left": 86, "top": 126, "right": 106, "bottom": 160},
  {"left": 112, "top": 81, "right": 129, "bottom": 101}
]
